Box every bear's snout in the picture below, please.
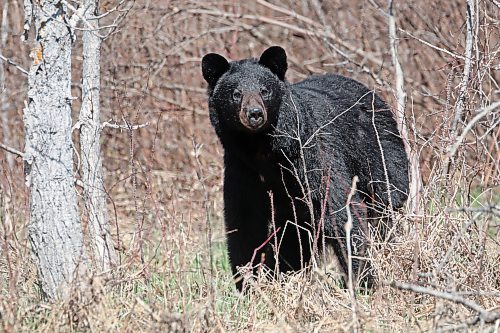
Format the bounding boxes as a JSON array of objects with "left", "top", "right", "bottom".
[
  {"left": 246, "top": 107, "right": 264, "bottom": 127},
  {"left": 239, "top": 93, "right": 267, "bottom": 131}
]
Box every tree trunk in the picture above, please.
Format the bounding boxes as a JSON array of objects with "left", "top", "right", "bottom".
[
  {"left": 388, "top": 0, "right": 422, "bottom": 215},
  {"left": 23, "top": 0, "right": 87, "bottom": 300},
  {"left": 80, "top": 0, "right": 117, "bottom": 270},
  {"left": 0, "top": 1, "right": 13, "bottom": 169}
]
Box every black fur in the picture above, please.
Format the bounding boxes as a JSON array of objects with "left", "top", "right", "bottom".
[{"left": 201, "top": 46, "right": 409, "bottom": 291}]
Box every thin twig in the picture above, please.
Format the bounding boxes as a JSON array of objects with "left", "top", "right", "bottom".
[
  {"left": 59, "top": 0, "right": 131, "bottom": 39},
  {"left": 250, "top": 227, "right": 282, "bottom": 267},
  {"left": 94, "top": 0, "right": 127, "bottom": 19},
  {"left": 447, "top": 205, "right": 500, "bottom": 216},
  {"left": 436, "top": 212, "right": 481, "bottom": 273},
  {"left": 310, "top": 0, "right": 386, "bottom": 86},
  {"left": 447, "top": 101, "right": 500, "bottom": 159},
  {"left": 371, "top": 92, "right": 394, "bottom": 216},
  {"left": 188, "top": 8, "right": 383, "bottom": 67},
  {"left": 280, "top": 167, "right": 304, "bottom": 269},
  {"left": 388, "top": 280, "right": 500, "bottom": 324},
  {"left": 399, "top": 29, "right": 466, "bottom": 60},
  {"left": 60, "top": 0, "right": 105, "bottom": 38},
  {"left": 0, "top": 143, "right": 25, "bottom": 158},
  {"left": 289, "top": 95, "right": 316, "bottom": 240},
  {"left": 268, "top": 191, "right": 280, "bottom": 275},
  {"left": 0, "top": 54, "right": 28, "bottom": 75},
  {"left": 345, "top": 176, "right": 360, "bottom": 332},
  {"left": 193, "top": 140, "right": 214, "bottom": 291},
  {"left": 102, "top": 121, "right": 149, "bottom": 130}
]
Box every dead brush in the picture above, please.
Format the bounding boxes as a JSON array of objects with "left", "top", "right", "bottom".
[{"left": 0, "top": 0, "right": 499, "bottom": 332}]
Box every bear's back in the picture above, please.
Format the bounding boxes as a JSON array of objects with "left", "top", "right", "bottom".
[
  {"left": 291, "top": 74, "right": 388, "bottom": 114},
  {"left": 285, "top": 73, "right": 408, "bottom": 208}
]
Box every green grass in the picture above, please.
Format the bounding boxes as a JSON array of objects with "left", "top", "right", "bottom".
[{"left": 2, "top": 193, "right": 499, "bottom": 332}]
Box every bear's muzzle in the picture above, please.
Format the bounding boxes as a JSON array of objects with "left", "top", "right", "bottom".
[{"left": 239, "top": 93, "right": 267, "bottom": 131}]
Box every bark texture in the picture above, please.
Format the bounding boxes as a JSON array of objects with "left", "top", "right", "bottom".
[
  {"left": 23, "top": 0, "right": 86, "bottom": 300},
  {"left": 1, "top": 1, "right": 13, "bottom": 169},
  {"left": 80, "top": 0, "right": 117, "bottom": 270},
  {"left": 388, "top": 0, "right": 422, "bottom": 215}
]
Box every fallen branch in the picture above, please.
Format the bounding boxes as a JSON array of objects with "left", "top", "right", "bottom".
[{"left": 387, "top": 280, "right": 500, "bottom": 324}]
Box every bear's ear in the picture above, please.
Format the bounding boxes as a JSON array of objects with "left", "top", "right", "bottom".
[
  {"left": 202, "top": 53, "right": 230, "bottom": 88},
  {"left": 259, "top": 46, "right": 287, "bottom": 81}
]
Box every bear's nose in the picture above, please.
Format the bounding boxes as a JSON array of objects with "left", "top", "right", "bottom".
[{"left": 247, "top": 107, "right": 263, "bottom": 122}]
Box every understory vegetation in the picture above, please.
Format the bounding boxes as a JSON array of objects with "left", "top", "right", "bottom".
[{"left": 0, "top": 0, "right": 498, "bottom": 332}]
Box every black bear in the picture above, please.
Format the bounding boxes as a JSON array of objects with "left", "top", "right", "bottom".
[{"left": 201, "top": 46, "right": 409, "bottom": 291}]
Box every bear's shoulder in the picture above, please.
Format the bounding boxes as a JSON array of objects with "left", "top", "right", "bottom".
[{"left": 290, "top": 73, "right": 388, "bottom": 112}]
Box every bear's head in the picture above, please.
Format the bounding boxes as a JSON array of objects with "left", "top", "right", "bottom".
[{"left": 201, "top": 46, "right": 288, "bottom": 134}]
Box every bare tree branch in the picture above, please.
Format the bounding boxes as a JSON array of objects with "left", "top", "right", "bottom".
[
  {"left": 345, "top": 176, "right": 360, "bottom": 331},
  {"left": 448, "top": 205, "right": 500, "bottom": 216},
  {"left": 188, "top": 8, "right": 383, "bottom": 67},
  {"left": 399, "top": 28, "right": 466, "bottom": 60},
  {"left": 436, "top": 212, "right": 481, "bottom": 272},
  {"left": 451, "top": 0, "right": 475, "bottom": 133},
  {"left": 102, "top": 121, "right": 149, "bottom": 130},
  {"left": 447, "top": 100, "right": 500, "bottom": 160},
  {"left": 388, "top": 280, "right": 500, "bottom": 324},
  {"left": 0, "top": 54, "right": 28, "bottom": 75},
  {"left": 0, "top": 142, "right": 25, "bottom": 158}
]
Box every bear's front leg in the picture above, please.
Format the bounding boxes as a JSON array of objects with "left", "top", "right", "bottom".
[{"left": 223, "top": 154, "right": 272, "bottom": 291}]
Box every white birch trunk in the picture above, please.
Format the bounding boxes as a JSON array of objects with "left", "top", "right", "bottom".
[
  {"left": 0, "top": 1, "right": 13, "bottom": 169},
  {"left": 388, "top": 0, "right": 422, "bottom": 215},
  {"left": 80, "top": 0, "right": 117, "bottom": 270},
  {"left": 23, "top": 0, "right": 87, "bottom": 300}
]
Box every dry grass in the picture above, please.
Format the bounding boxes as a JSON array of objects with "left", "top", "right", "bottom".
[
  {"left": 1, "top": 0, "right": 499, "bottom": 332},
  {"left": 0, "top": 199, "right": 498, "bottom": 332}
]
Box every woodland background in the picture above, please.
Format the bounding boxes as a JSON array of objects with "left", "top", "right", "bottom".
[{"left": 0, "top": 0, "right": 499, "bottom": 332}]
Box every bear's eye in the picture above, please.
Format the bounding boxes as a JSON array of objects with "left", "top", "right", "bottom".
[
  {"left": 232, "top": 89, "right": 242, "bottom": 102},
  {"left": 260, "top": 87, "right": 271, "bottom": 99}
]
